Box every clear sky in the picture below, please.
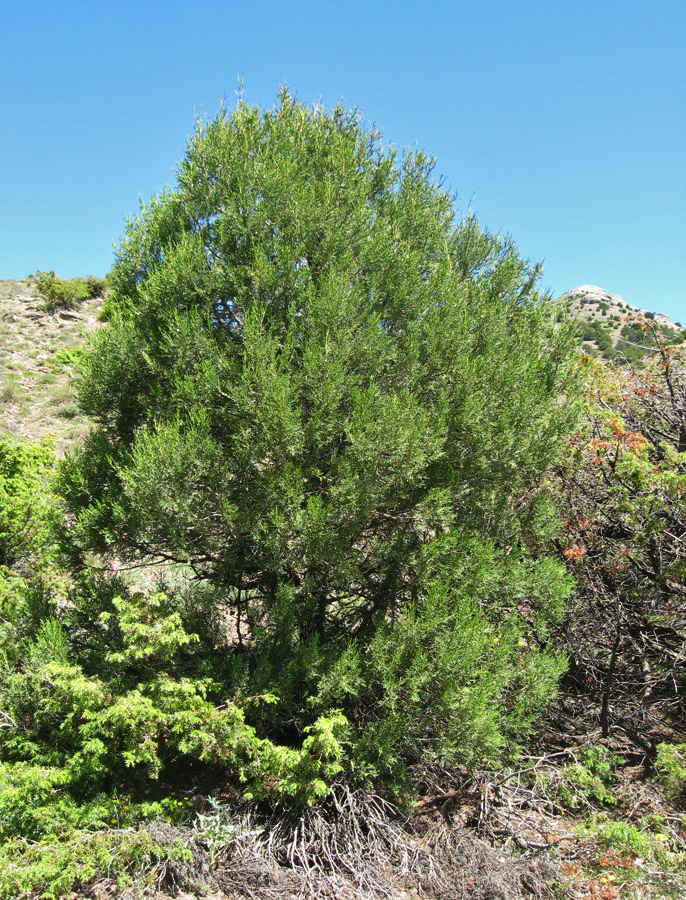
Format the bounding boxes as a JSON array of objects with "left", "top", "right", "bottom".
[{"left": 1, "top": 0, "right": 684, "bottom": 320}]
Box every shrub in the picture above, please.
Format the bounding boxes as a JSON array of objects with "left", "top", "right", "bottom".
[
  {"left": 656, "top": 743, "right": 686, "bottom": 805},
  {"left": 55, "top": 402, "right": 80, "bottom": 419},
  {"left": 34, "top": 271, "right": 105, "bottom": 312},
  {"left": 0, "top": 828, "right": 189, "bottom": 900},
  {"left": 553, "top": 341, "right": 686, "bottom": 740}
]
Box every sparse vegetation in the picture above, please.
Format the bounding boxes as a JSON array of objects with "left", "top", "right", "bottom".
[
  {"left": 0, "top": 279, "right": 101, "bottom": 450},
  {"left": 557, "top": 288, "right": 684, "bottom": 364}
]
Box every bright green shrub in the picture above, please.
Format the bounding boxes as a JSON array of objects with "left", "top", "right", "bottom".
[
  {"left": 34, "top": 270, "right": 105, "bottom": 312},
  {"left": 0, "top": 441, "right": 62, "bottom": 678},
  {"left": 53, "top": 347, "right": 84, "bottom": 367},
  {"left": 0, "top": 829, "right": 190, "bottom": 900},
  {"left": 0, "top": 440, "right": 56, "bottom": 572},
  {"left": 0, "top": 589, "right": 348, "bottom": 807},
  {"left": 656, "top": 743, "right": 686, "bottom": 804}
]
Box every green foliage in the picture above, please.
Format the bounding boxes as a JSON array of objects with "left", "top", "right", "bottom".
[
  {"left": 0, "top": 587, "right": 348, "bottom": 806},
  {"left": 0, "top": 828, "right": 190, "bottom": 900},
  {"left": 553, "top": 748, "right": 620, "bottom": 809},
  {"left": 311, "top": 569, "right": 568, "bottom": 784},
  {"left": 57, "top": 91, "right": 577, "bottom": 791},
  {"left": 656, "top": 742, "right": 686, "bottom": 804},
  {"left": 576, "top": 308, "right": 683, "bottom": 364},
  {"left": 0, "top": 756, "right": 197, "bottom": 897},
  {"left": 595, "top": 820, "right": 653, "bottom": 855},
  {"left": 616, "top": 320, "right": 651, "bottom": 363},
  {"left": 0, "top": 440, "right": 56, "bottom": 573},
  {"left": 580, "top": 319, "right": 614, "bottom": 358},
  {"left": 53, "top": 346, "right": 85, "bottom": 368},
  {"left": 577, "top": 817, "right": 677, "bottom": 869},
  {"left": 0, "top": 90, "right": 647, "bottom": 895},
  {"left": 34, "top": 270, "right": 105, "bottom": 312},
  {"left": 55, "top": 402, "right": 79, "bottom": 419}
]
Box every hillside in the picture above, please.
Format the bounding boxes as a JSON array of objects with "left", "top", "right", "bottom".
[
  {"left": 2, "top": 277, "right": 682, "bottom": 456},
  {"left": 557, "top": 285, "right": 684, "bottom": 364},
  {"left": 1, "top": 277, "right": 682, "bottom": 453},
  {"left": 0, "top": 278, "right": 102, "bottom": 451}
]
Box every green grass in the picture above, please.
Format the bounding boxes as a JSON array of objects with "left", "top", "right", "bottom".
[
  {"left": 0, "top": 375, "right": 24, "bottom": 403},
  {"left": 54, "top": 403, "right": 80, "bottom": 420}
]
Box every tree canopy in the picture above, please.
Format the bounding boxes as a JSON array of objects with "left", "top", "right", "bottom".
[{"left": 59, "top": 91, "right": 578, "bottom": 785}]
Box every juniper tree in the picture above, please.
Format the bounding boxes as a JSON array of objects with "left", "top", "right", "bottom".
[{"left": 61, "top": 91, "right": 578, "bottom": 779}]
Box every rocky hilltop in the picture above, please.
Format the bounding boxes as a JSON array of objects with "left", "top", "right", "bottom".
[{"left": 556, "top": 284, "right": 684, "bottom": 363}]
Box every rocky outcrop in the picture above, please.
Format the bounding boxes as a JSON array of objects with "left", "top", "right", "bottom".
[{"left": 557, "top": 284, "right": 683, "bottom": 332}]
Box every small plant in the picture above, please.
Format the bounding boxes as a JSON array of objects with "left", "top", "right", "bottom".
[
  {"left": 583, "top": 818, "right": 679, "bottom": 870},
  {"left": 550, "top": 747, "right": 620, "bottom": 809},
  {"left": 55, "top": 402, "right": 80, "bottom": 419},
  {"left": 53, "top": 347, "right": 84, "bottom": 367},
  {"left": 0, "top": 375, "right": 22, "bottom": 403},
  {"left": 656, "top": 742, "right": 686, "bottom": 805},
  {"left": 193, "top": 798, "right": 263, "bottom": 863}
]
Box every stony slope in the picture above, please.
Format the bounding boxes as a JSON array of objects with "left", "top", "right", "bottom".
[
  {"left": 556, "top": 284, "right": 684, "bottom": 363},
  {"left": 0, "top": 278, "right": 102, "bottom": 452}
]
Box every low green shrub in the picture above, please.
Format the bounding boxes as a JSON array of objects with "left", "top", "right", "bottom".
[
  {"left": 577, "top": 817, "right": 678, "bottom": 870},
  {"left": 558, "top": 748, "right": 620, "bottom": 809},
  {"left": 53, "top": 347, "right": 84, "bottom": 368},
  {"left": 34, "top": 271, "right": 105, "bottom": 312},
  {"left": 0, "top": 828, "right": 190, "bottom": 900},
  {"left": 656, "top": 742, "right": 686, "bottom": 805},
  {"left": 0, "top": 439, "right": 56, "bottom": 573},
  {"left": 0, "top": 588, "right": 348, "bottom": 809}
]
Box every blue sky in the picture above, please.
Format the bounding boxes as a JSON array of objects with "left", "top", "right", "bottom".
[{"left": 1, "top": 0, "right": 684, "bottom": 321}]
